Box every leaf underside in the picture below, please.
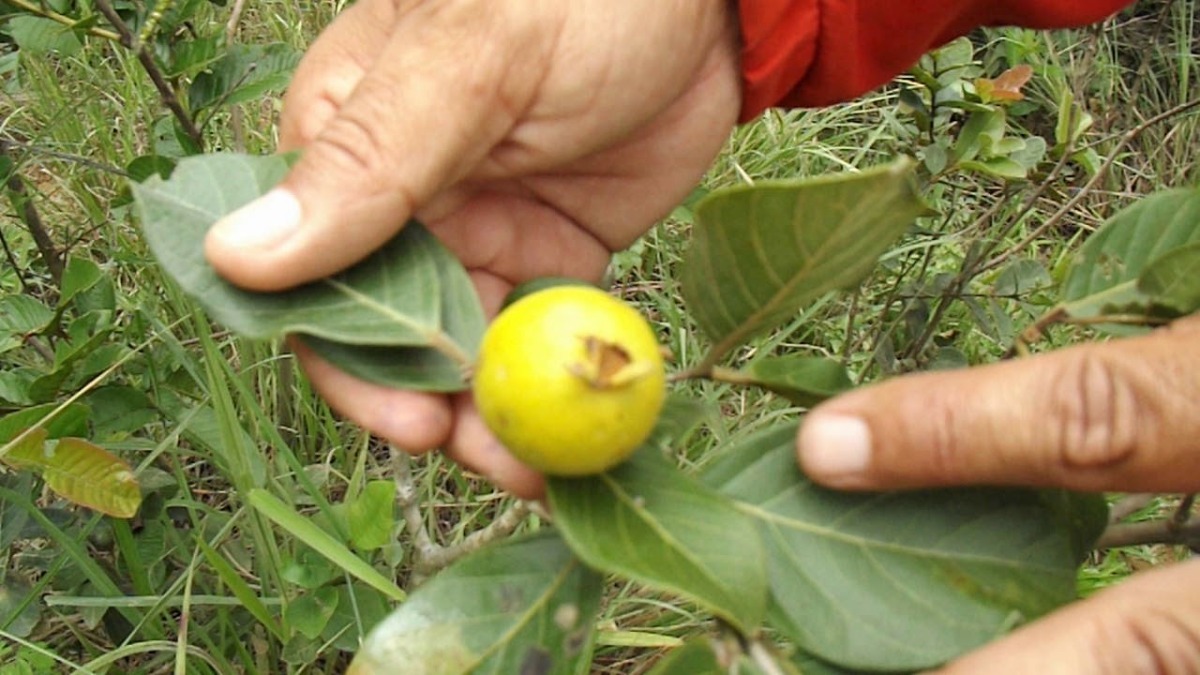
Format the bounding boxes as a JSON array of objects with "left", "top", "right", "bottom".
[
  {"left": 548, "top": 448, "right": 768, "bottom": 635},
  {"left": 133, "top": 152, "right": 486, "bottom": 391},
  {"left": 701, "top": 424, "right": 1106, "bottom": 671},
  {"left": 680, "top": 159, "right": 930, "bottom": 362},
  {"left": 350, "top": 531, "right": 603, "bottom": 675}
]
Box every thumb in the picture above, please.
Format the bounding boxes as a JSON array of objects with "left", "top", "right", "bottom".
[
  {"left": 204, "top": 2, "right": 529, "bottom": 291},
  {"left": 797, "top": 316, "right": 1200, "bottom": 493},
  {"left": 934, "top": 559, "right": 1200, "bottom": 673}
]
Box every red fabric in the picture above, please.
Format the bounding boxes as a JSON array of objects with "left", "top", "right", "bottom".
[{"left": 738, "top": 0, "right": 1136, "bottom": 121}]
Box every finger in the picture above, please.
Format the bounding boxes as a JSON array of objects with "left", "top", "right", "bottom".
[
  {"left": 798, "top": 315, "right": 1200, "bottom": 493},
  {"left": 290, "top": 338, "right": 452, "bottom": 452},
  {"left": 446, "top": 393, "right": 545, "bottom": 501},
  {"left": 935, "top": 559, "right": 1200, "bottom": 674},
  {"left": 205, "top": 0, "right": 541, "bottom": 290}
]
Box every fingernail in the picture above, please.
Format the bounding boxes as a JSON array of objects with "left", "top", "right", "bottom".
[
  {"left": 799, "top": 414, "right": 872, "bottom": 480},
  {"left": 210, "top": 189, "right": 301, "bottom": 249}
]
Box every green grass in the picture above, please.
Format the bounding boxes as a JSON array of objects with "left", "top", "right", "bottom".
[{"left": 1, "top": 0, "right": 1198, "bottom": 672}]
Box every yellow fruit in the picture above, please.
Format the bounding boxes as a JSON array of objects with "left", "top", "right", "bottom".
[{"left": 472, "top": 285, "right": 666, "bottom": 476}]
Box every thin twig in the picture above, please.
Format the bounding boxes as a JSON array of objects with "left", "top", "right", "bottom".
[
  {"left": 1173, "top": 494, "right": 1196, "bottom": 528},
  {"left": 983, "top": 95, "right": 1200, "bottom": 275},
  {"left": 0, "top": 0, "right": 121, "bottom": 41},
  {"left": 24, "top": 336, "right": 55, "bottom": 363},
  {"left": 224, "top": 0, "right": 249, "bottom": 152},
  {"left": 2, "top": 144, "right": 63, "bottom": 285},
  {"left": 389, "top": 446, "right": 532, "bottom": 582},
  {"left": 0, "top": 226, "right": 31, "bottom": 294},
  {"left": 93, "top": 0, "right": 205, "bottom": 151},
  {"left": 0, "top": 137, "right": 129, "bottom": 178},
  {"left": 390, "top": 449, "right": 436, "bottom": 559},
  {"left": 1096, "top": 517, "right": 1200, "bottom": 549},
  {"left": 1109, "top": 493, "right": 1158, "bottom": 523},
  {"left": 416, "top": 501, "right": 530, "bottom": 574}
]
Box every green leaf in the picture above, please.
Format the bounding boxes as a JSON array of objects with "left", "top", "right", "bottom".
[
  {"left": 547, "top": 449, "right": 767, "bottom": 633},
  {"left": 322, "top": 582, "right": 392, "bottom": 652},
  {"left": 347, "top": 480, "right": 396, "bottom": 552},
  {"left": 282, "top": 545, "right": 342, "bottom": 591},
  {"left": 703, "top": 423, "right": 1105, "bottom": 671},
  {"left": 0, "top": 295, "right": 54, "bottom": 337},
  {"left": 248, "top": 489, "right": 406, "bottom": 603},
  {"left": 133, "top": 153, "right": 484, "bottom": 389},
  {"left": 2, "top": 432, "right": 141, "bottom": 518},
  {"left": 0, "top": 403, "right": 91, "bottom": 443},
  {"left": 1136, "top": 241, "right": 1200, "bottom": 315},
  {"left": 152, "top": 115, "right": 201, "bottom": 158},
  {"left": 1061, "top": 187, "right": 1200, "bottom": 320},
  {"left": 58, "top": 257, "right": 105, "bottom": 309},
  {"left": 0, "top": 371, "right": 35, "bottom": 406},
  {"left": 5, "top": 16, "right": 82, "bottom": 55},
  {"left": 125, "top": 155, "right": 176, "bottom": 182},
  {"left": 953, "top": 109, "right": 1006, "bottom": 163},
  {"left": 0, "top": 474, "right": 33, "bottom": 550},
  {"left": 992, "top": 259, "right": 1051, "bottom": 297},
  {"left": 298, "top": 337, "right": 473, "bottom": 392},
  {"left": 0, "top": 576, "right": 41, "bottom": 639},
  {"left": 959, "top": 157, "right": 1028, "bottom": 180},
  {"left": 189, "top": 43, "right": 300, "bottom": 111},
  {"left": 81, "top": 386, "right": 157, "bottom": 440},
  {"left": 165, "top": 34, "right": 224, "bottom": 78},
  {"left": 286, "top": 587, "right": 339, "bottom": 640},
  {"left": 647, "top": 394, "right": 714, "bottom": 447},
  {"left": 739, "top": 356, "right": 853, "bottom": 407},
  {"left": 680, "top": 159, "right": 929, "bottom": 364},
  {"left": 349, "top": 531, "right": 602, "bottom": 675}
]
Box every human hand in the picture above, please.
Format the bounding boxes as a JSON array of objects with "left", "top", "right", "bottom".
[
  {"left": 202, "top": 0, "right": 741, "bottom": 497},
  {"left": 798, "top": 315, "right": 1200, "bottom": 671}
]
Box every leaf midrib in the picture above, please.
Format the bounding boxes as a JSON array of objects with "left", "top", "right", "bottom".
[
  {"left": 737, "top": 500, "right": 1064, "bottom": 573},
  {"left": 595, "top": 472, "right": 754, "bottom": 627},
  {"left": 700, "top": 165, "right": 916, "bottom": 367}
]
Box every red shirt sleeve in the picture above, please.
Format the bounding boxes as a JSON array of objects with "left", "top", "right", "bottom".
[{"left": 738, "top": 0, "right": 1135, "bottom": 122}]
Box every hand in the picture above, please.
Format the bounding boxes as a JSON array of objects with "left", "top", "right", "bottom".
[
  {"left": 202, "top": 0, "right": 741, "bottom": 497},
  {"left": 798, "top": 314, "right": 1200, "bottom": 671}
]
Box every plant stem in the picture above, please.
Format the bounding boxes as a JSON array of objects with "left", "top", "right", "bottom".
[
  {"left": 224, "top": 0, "right": 249, "bottom": 152},
  {"left": 92, "top": 0, "right": 205, "bottom": 152},
  {"left": 982, "top": 95, "right": 1200, "bottom": 275},
  {"left": 0, "top": 0, "right": 121, "bottom": 41},
  {"left": 2, "top": 144, "right": 63, "bottom": 286},
  {"left": 1109, "top": 493, "right": 1157, "bottom": 523},
  {"left": 1096, "top": 518, "right": 1200, "bottom": 549},
  {"left": 390, "top": 447, "right": 531, "bottom": 582}
]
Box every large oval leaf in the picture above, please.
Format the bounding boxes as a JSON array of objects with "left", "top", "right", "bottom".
[
  {"left": 702, "top": 424, "right": 1106, "bottom": 671},
  {"left": 1, "top": 431, "right": 141, "bottom": 518},
  {"left": 547, "top": 449, "right": 767, "bottom": 633},
  {"left": 133, "top": 153, "right": 485, "bottom": 379},
  {"left": 680, "top": 159, "right": 930, "bottom": 364},
  {"left": 1060, "top": 187, "right": 1200, "bottom": 319},
  {"left": 348, "top": 531, "right": 603, "bottom": 675}
]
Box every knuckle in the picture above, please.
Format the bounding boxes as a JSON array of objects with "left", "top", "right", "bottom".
[
  {"left": 926, "top": 402, "right": 968, "bottom": 481},
  {"left": 1092, "top": 600, "right": 1200, "bottom": 674},
  {"left": 1049, "top": 351, "right": 1142, "bottom": 470},
  {"left": 312, "top": 111, "right": 391, "bottom": 178}
]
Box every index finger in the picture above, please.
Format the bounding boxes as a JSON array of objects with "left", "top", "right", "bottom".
[{"left": 798, "top": 315, "right": 1200, "bottom": 493}]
